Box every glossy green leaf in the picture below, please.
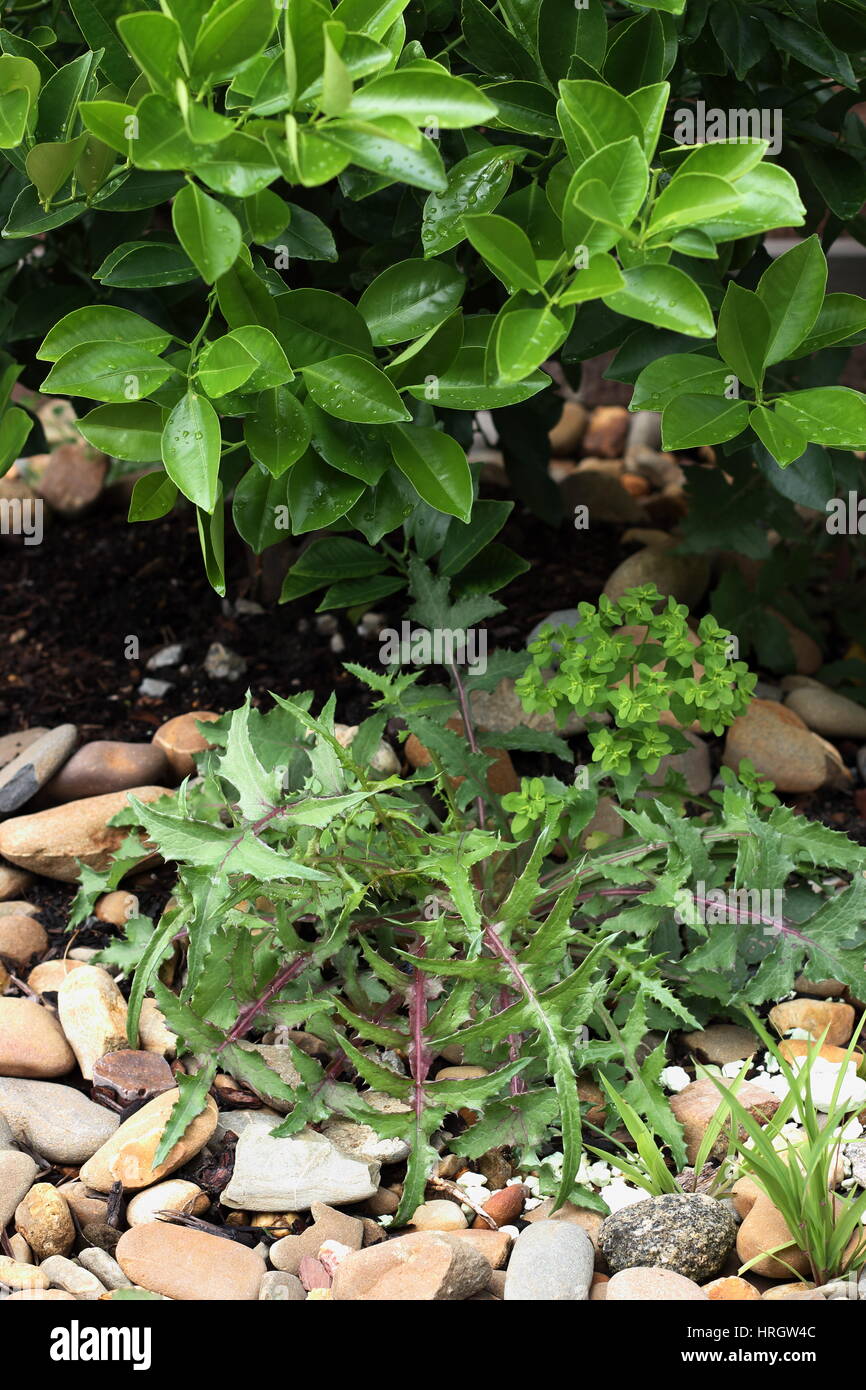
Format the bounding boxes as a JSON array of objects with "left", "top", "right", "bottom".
[
  {"left": 421, "top": 146, "right": 524, "bottom": 256},
  {"left": 227, "top": 325, "right": 293, "bottom": 390},
  {"left": 78, "top": 402, "right": 165, "bottom": 461},
  {"left": 359, "top": 259, "right": 465, "bottom": 346},
  {"left": 755, "top": 235, "right": 827, "bottom": 366},
  {"left": 197, "top": 335, "right": 256, "bottom": 397},
  {"left": 775, "top": 388, "right": 866, "bottom": 448},
  {"left": 495, "top": 306, "right": 565, "bottom": 381},
  {"left": 558, "top": 81, "right": 642, "bottom": 163},
  {"left": 232, "top": 464, "right": 289, "bottom": 551},
  {"left": 161, "top": 390, "right": 222, "bottom": 511},
  {"left": 648, "top": 173, "right": 739, "bottom": 236},
  {"left": 172, "top": 182, "right": 242, "bottom": 284},
  {"left": 127, "top": 470, "right": 178, "bottom": 521},
  {"left": 303, "top": 354, "right": 410, "bottom": 424},
  {"left": 662, "top": 394, "right": 750, "bottom": 449},
  {"left": 288, "top": 451, "right": 365, "bottom": 532},
  {"left": 190, "top": 0, "right": 277, "bottom": 82},
  {"left": 558, "top": 253, "right": 625, "bottom": 305},
  {"left": 117, "top": 12, "right": 180, "bottom": 96},
  {"left": 348, "top": 69, "right": 497, "bottom": 127},
  {"left": 630, "top": 353, "right": 730, "bottom": 412},
  {"left": 388, "top": 422, "right": 473, "bottom": 521},
  {"left": 463, "top": 212, "right": 543, "bottom": 294},
  {"left": 244, "top": 387, "right": 312, "bottom": 476},
  {"left": 750, "top": 405, "right": 808, "bottom": 468},
  {"left": 41, "top": 342, "right": 172, "bottom": 402},
  {"left": 95, "top": 240, "right": 198, "bottom": 288},
  {"left": 538, "top": 0, "right": 606, "bottom": 83},
  {"left": 716, "top": 282, "right": 771, "bottom": 389},
  {"left": 38, "top": 306, "right": 172, "bottom": 362},
  {"left": 604, "top": 264, "right": 715, "bottom": 337},
  {"left": 275, "top": 288, "right": 374, "bottom": 365}
]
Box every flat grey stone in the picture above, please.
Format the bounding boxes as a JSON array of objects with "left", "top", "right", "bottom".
[
  {"left": 220, "top": 1126, "right": 379, "bottom": 1212},
  {"left": 0, "top": 724, "right": 77, "bottom": 814},
  {"left": 504, "top": 1220, "right": 594, "bottom": 1301},
  {"left": 0, "top": 1113, "right": 14, "bottom": 1149},
  {"left": 0, "top": 1078, "right": 119, "bottom": 1164}
]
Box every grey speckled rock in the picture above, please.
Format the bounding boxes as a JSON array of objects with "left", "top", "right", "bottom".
[
  {"left": 503, "top": 1220, "right": 594, "bottom": 1301},
  {"left": 600, "top": 1193, "right": 736, "bottom": 1282},
  {"left": 0, "top": 1078, "right": 119, "bottom": 1164},
  {"left": 0, "top": 724, "right": 77, "bottom": 814},
  {"left": 0, "top": 1149, "right": 39, "bottom": 1229},
  {"left": 220, "top": 1126, "right": 379, "bottom": 1212}
]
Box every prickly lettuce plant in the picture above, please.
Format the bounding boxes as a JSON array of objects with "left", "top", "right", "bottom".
[{"left": 74, "top": 576, "right": 866, "bottom": 1219}]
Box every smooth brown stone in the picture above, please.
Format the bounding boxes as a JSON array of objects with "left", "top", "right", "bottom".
[
  {"left": 152, "top": 712, "right": 220, "bottom": 780},
  {"left": 670, "top": 1078, "right": 780, "bottom": 1165},
  {"left": 0, "top": 914, "right": 48, "bottom": 966},
  {"left": 29, "top": 443, "right": 107, "bottom": 516},
  {"left": 769, "top": 998, "right": 855, "bottom": 1048},
  {"left": 94, "top": 890, "right": 139, "bottom": 926},
  {"left": 116, "top": 1223, "right": 265, "bottom": 1300},
  {"left": 332, "top": 1231, "right": 492, "bottom": 1301},
  {"left": 43, "top": 741, "right": 171, "bottom": 803},
  {"left": 0, "top": 786, "right": 172, "bottom": 882},
  {"left": 79, "top": 1088, "right": 218, "bottom": 1192},
  {"left": 27, "top": 958, "right": 84, "bottom": 995},
  {"left": 0, "top": 997, "right": 75, "bottom": 1078},
  {"left": 91, "top": 1049, "right": 175, "bottom": 1105},
  {"left": 57, "top": 1181, "right": 108, "bottom": 1227},
  {"left": 607, "top": 1267, "right": 707, "bottom": 1301},
  {"left": 472, "top": 1183, "right": 527, "bottom": 1229},
  {"left": 0, "top": 861, "right": 33, "bottom": 900},
  {"left": 450, "top": 1228, "right": 512, "bottom": 1268},
  {"left": 736, "top": 1194, "right": 811, "bottom": 1279}
]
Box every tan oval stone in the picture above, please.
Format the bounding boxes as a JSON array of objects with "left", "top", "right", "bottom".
[
  {"left": 769, "top": 998, "right": 854, "bottom": 1048},
  {"left": 126, "top": 1179, "right": 207, "bottom": 1226},
  {"left": 57, "top": 964, "right": 128, "bottom": 1079},
  {"left": 703, "top": 1275, "right": 761, "bottom": 1300},
  {"left": 0, "top": 997, "right": 75, "bottom": 1078},
  {"left": 43, "top": 742, "right": 171, "bottom": 803},
  {"left": 607, "top": 1267, "right": 707, "bottom": 1300},
  {"left": 723, "top": 699, "right": 832, "bottom": 794},
  {"left": 94, "top": 890, "right": 139, "bottom": 926},
  {"left": 116, "top": 1222, "right": 265, "bottom": 1300},
  {"left": 138, "top": 998, "right": 177, "bottom": 1057},
  {"left": 435, "top": 1066, "right": 489, "bottom": 1082},
  {"left": 0, "top": 862, "right": 33, "bottom": 900},
  {"left": 0, "top": 1255, "right": 50, "bottom": 1290},
  {"left": 15, "top": 1182, "right": 75, "bottom": 1259},
  {"left": 152, "top": 712, "right": 220, "bottom": 780},
  {"left": 7, "top": 1289, "right": 75, "bottom": 1301},
  {"left": 79, "top": 1088, "right": 218, "bottom": 1192},
  {"left": 736, "top": 1194, "right": 811, "bottom": 1279},
  {"left": 0, "top": 914, "right": 48, "bottom": 966},
  {"left": 409, "top": 1199, "right": 468, "bottom": 1232},
  {"left": 0, "top": 786, "right": 173, "bottom": 882},
  {"left": 27, "top": 958, "right": 84, "bottom": 994},
  {"left": 670, "top": 1077, "right": 780, "bottom": 1165}
]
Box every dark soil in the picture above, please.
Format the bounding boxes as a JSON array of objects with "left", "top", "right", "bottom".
[{"left": 0, "top": 484, "right": 628, "bottom": 738}]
